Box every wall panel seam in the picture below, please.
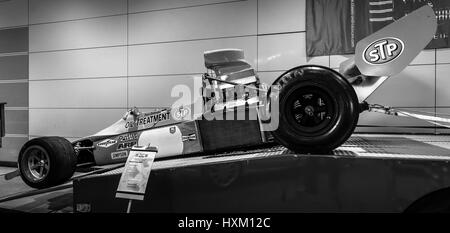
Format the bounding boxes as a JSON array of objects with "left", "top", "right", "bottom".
[
  {"left": 29, "top": 13, "right": 128, "bottom": 27},
  {"left": 29, "top": 44, "right": 127, "bottom": 54},
  {"left": 27, "top": 0, "right": 247, "bottom": 26},
  {"left": 0, "top": 52, "right": 28, "bottom": 57},
  {"left": 28, "top": 135, "right": 81, "bottom": 140},
  {"left": 434, "top": 48, "right": 437, "bottom": 134},
  {"left": 28, "top": 107, "right": 166, "bottom": 110},
  {"left": 127, "top": 0, "right": 129, "bottom": 109},
  {"left": 5, "top": 107, "right": 29, "bottom": 110},
  {"left": 29, "top": 31, "right": 311, "bottom": 54},
  {"left": 256, "top": 0, "right": 259, "bottom": 71},
  {"left": 0, "top": 79, "right": 28, "bottom": 84},
  {"left": 29, "top": 74, "right": 211, "bottom": 82},
  {"left": 257, "top": 31, "right": 306, "bottom": 36},
  {"left": 129, "top": 0, "right": 247, "bottom": 15},
  {"left": 0, "top": 24, "right": 29, "bottom": 31},
  {"left": 29, "top": 76, "right": 128, "bottom": 82},
  {"left": 29, "top": 107, "right": 129, "bottom": 110},
  {"left": 4, "top": 134, "right": 29, "bottom": 138}
]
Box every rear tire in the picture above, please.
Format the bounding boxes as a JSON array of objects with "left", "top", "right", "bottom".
[
  {"left": 271, "top": 66, "right": 359, "bottom": 154},
  {"left": 18, "top": 137, "right": 77, "bottom": 189}
]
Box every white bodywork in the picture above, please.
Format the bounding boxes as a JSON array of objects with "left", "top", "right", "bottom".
[{"left": 138, "top": 126, "right": 184, "bottom": 158}]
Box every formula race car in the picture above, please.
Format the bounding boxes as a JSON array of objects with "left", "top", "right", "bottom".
[{"left": 14, "top": 6, "right": 436, "bottom": 188}]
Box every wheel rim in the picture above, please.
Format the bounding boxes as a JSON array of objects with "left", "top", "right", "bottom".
[
  {"left": 285, "top": 85, "right": 337, "bottom": 135},
  {"left": 21, "top": 145, "right": 50, "bottom": 182}
]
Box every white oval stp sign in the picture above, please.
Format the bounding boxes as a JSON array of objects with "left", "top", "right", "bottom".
[{"left": 363, "top": 37, "right": 404, "bottom": 65}]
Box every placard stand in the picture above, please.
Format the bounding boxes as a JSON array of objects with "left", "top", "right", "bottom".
[
  {"left": 126, "top": 200, "right": 132, "bottom": 213},
  {"left": 115, "top": 145, "right": 158, "bottom": 213}
]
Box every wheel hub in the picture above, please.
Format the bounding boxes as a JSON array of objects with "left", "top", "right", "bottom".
[
  {"left": 304, "top": 105, "right": 315, "bottom": 116},
  {"left": 22, "top": 145, "right": 50, "bottom": 182},
  {"left": 286, "top": 86, "right": 336, "bottom": 134}
]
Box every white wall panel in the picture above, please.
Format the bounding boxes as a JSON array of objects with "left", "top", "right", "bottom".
[
  {"left": 436, "top": 64, "right": 450, "bottom": 107},
  {"left": 0, "top": 55, "right": 28, "bottom": 80},
  {"left": 30, "top": 47, "right": 127, "bottom": 80},
  {"left": 29, "top": 109, "right": 126, "bottom": 138},
  {"left": 0, "top": 137, "right": 28, "bottom": 162},
  {"left": 129, "top": 0, "right": 257, "bottom": 44},
  {"left": 258, "top": 33, "right": 328, "bottom": 71},
  {"left": 366, "top": 65, "right": 435, "bottom": 107},
  {"left": 437, "top": 48, "right": 450, "bottom": 64},
  {"left": 129, "top": 0, "right": 239, "bottom": 13},
  {"left": 258, "top": 0, "right": 305, "bottom": 34},
  {"left": 129, "top": 75, "right": 204, "bottom": 108},
  {"left": 129, "top": 36, "right": 257, "bottom": 76},
  {"left": 0, "top": 83, "right": 28, "bottom": 107},
  {"left": 410, "top": 50, "right": 435, "bottom": 65},
  {"left": 29, "top": 0, "right": 127, "bottom": 24},
  {"left": 0, "top": 27, "right": 28, "bottom": 53},
  {"left": 5, "top": 110, "right": 28, "bottom": 135},
  {"left": 0, "top": 0, "right": 28, "bottom": 28},
  {"left": 30, "top": 15, "right": 127, "bottom": 52},
  {"left": 356, "top": 108, "right": 435, "bottom": 134},
  {"left": 29, "top": 78, "right": 127, "bottom": 108}
]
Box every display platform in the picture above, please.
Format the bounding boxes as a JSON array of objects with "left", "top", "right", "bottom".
[
  {"left": 73, "top": 134, "right": 450, "bottom": 213},
  {"left": 3, "top": 134, "right": 450, "bottom": 213}
]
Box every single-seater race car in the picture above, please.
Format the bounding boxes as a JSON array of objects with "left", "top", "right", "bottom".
[{"left": 13, "top": 6, "right": 437, "bottom": 188}]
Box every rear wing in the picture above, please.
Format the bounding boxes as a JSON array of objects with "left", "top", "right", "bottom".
[
  {"left": 339, "top": 5, "right": 437, "bottom": 102},
  {"left": 0, "top": 102, "right": 5, "bottom": 148},
  {"left": 354, "top": 5, "right": 437, "bottom": 77}
]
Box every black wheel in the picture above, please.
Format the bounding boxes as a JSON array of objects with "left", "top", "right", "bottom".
[
  {"left": 18, "top": 137, "right": 77, "bottom": 189},
  {"left": 271, "top": 66, "right": 359, "bottom": 154}
]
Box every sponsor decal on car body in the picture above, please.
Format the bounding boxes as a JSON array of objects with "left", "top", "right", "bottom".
[
  {"left": 111, "top": 151, "right": 128, "bottom": 160},
  {"left": 97, "top": 139, "right": 117, "bottom": 148},
  {"left": 118, "top": 133, "right": 139, "bottom": 142},
  {"left": 172, "top": 106, "right": 191, "bottom": 121},
  {"left": 125, "top": 111, "right": 171, "bottom": 129},
  {"left": 117, "top": 141, "right": 138, "bottom": 150},
  {"left": 170, "top": 126, "right": 176, "bottom": 134},
  {"left": 182, "top": 133, "right": 197, "bottom": 142},
  {"left": 363, "top": 37, "right": 404, "bottom": 65}
]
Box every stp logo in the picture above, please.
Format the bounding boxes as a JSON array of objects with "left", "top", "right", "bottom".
[
  {"left": 363, "top": 37, "right": 404, "bottom": 65},
  {"left": 172, "top": 106, "right": 190, "bottom": 121}
]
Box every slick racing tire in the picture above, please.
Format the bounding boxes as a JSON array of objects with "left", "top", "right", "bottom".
[
  {"left": 18, "top": 137, "right": 77, "bottom": 189},
  {"left": 271, "top": 65, "right": 359, "bottom": 154}
]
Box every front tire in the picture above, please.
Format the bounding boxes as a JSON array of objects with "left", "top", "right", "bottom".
[
  {"left": 271, "top": 66, "right": 360, "bottom": 154},
  {"left": 18, "top": 137, "right": 77, "bottom": 189}
]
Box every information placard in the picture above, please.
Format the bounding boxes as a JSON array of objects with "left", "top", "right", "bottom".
[{"left": 115, "top": 146, "right": 158, "bottom": 201}]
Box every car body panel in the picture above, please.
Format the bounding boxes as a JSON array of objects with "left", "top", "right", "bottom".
[
  {"left": 81, "top": 97, "right": 266, "bottom": 165},
  {"left": 92, "top": 120, "right": 204, "bottom": 165}
]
